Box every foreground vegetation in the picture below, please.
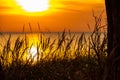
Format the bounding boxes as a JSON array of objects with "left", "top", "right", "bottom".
[{"left": 0, "top": 15, "right": 107, "bottom": 80}]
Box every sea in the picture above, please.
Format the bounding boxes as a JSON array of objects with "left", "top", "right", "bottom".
[{"left": 0, "top": 32, "right": 106, "bottom": 48}]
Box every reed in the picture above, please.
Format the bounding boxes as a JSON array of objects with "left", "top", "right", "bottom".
[{"left": 0, "top": 15, "right": 107, "bottom": 80}]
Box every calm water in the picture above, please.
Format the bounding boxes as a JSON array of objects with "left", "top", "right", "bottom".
[{"left": 0, "top": 32, "right": 106, "bottom": 49}]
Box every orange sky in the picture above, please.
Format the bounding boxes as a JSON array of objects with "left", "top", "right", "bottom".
[{"left": 0, "top": 0, "right": 106, "bottom": 32}]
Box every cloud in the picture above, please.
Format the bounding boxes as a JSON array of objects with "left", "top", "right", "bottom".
[
  {"left": 52, "top": 1, "right": 104, "bottom": 12},
  {"left": 55, "top": 7, "right": 81, "bottom": 12},
  {"left": 0, "top": 6, "right": 12, "bottom": 10}
]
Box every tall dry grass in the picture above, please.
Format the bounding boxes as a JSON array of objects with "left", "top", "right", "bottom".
[{"left": 0, "top": 14, "right": 107, "bottom": 80}]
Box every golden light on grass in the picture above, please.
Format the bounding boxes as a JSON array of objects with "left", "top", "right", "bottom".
[
  {"left": 16, "top": 0, "right": 49, "bottom": 12},
  {"left": 27, "top": 35, "right": 41, "bottom": 61}
]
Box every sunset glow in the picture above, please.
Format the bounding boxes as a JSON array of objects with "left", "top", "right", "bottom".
[
  {"left": 16, "top": 0, "right": 49, "bottom": 12},
  {"left": 0, "top": 0, "right": 105, "bottom": 32}
]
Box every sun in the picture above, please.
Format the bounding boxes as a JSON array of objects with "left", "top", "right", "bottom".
[{"left": 16, "top": 0, "right": 49, "bottom": 12}]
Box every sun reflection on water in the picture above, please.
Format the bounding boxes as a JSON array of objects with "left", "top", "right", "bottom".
[{"left": 28, "top": 45, "right": 43, "bottom": 61}]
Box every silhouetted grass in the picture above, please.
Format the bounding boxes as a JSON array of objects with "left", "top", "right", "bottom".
[{"left": 0, "top": 14, "right": 107, "bottom": 80}]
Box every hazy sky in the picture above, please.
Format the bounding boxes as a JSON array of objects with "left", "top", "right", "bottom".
[{"left": 0, "top": 0, "right": 106, "bottom": 32}]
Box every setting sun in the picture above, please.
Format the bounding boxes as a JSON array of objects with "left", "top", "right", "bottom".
[{"left": 16, "top": 0, "right": 49, "bottom": 12}]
